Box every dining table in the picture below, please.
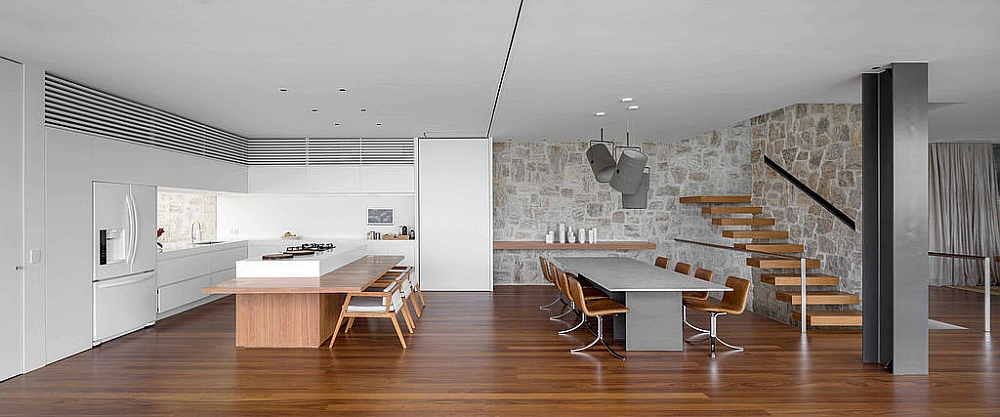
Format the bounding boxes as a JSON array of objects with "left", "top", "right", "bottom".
[{"left": 554, "top": 256, "right": 732, "bottom": 351}]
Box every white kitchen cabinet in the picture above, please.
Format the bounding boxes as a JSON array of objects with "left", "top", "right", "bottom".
[
  {"left": 360, "top": 165, "right": 414, "bottom": 193},
  {"left": 366, "top": 240, "right": 418, "bottom": 285},
  {"left": 248, "top": 166, "right": 308, "bottom": 194},
  {"left": 156, "top": 241, "right": 247, "bottom": 317},
  {"left": 44, "top": 128, "right": 94, "bottom": 362},
  {"left": 417, "top": 138, "right": 492, "bottom": 291},
  {"left": 307, "top": 166, "right": 361, "bottom": 193}
]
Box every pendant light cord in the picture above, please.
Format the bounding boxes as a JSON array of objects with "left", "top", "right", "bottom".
[{"left": 486, "top": 0, "right": 524, "bottom": 138}]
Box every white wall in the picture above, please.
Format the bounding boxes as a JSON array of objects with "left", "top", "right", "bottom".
[{"left": 218, "top": 194, "right": 415, "bottom": 240}]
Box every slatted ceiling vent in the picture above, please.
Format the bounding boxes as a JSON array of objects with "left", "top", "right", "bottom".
[
  {"left": 43, "top": 73, "right": 248, "bottom": 165},
  {"left": 245, "top": 137, "right": 414, "bottom": 166}
]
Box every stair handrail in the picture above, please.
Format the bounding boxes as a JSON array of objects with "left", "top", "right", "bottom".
[
  {"left": 675, "top": 238, "right": 810, "bottom": 333},
  {"left": 928, "top": 251, "right": 993, "bottom": 332},
  {"left": 763, "top": 155, "right": 857, "bottom": 231}
]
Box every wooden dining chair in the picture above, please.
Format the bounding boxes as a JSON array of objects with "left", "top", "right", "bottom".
[
  {"left": 654, "top": 256, "right": 669, "bottom": 269},
  {"left": 683, "top": 276, "right": 751, "bottom": 357},
  {"left": 539, "top": 257, "right": 565, "bottom": 310},
  {"left": 674, "top": 262, "right": 693, "bottom": 275},
  {"left": 566, "top": 275, "right": 630, "bottom": 360},
  {"left": 682, "top": 268, "right": 714, "bottom": 333},
  {"left": 388, "top": 265, "right": 425, "bottom": 308},
  {"left": 329, "top": 280, "right": 413, "bottom": 349},
  {"left": 371, "top": 266, "right": 420, "bottom": 320}
]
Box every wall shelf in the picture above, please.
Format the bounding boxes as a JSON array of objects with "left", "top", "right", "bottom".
[{"left": 493, "top": 241, "right": 656, "bottom": 250}]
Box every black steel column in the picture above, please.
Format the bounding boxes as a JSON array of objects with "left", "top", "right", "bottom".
[{"left": 861, "top": 72, "right": 880, "bottom": 364}]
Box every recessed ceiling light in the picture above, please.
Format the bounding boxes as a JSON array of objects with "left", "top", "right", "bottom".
[
  {"left": 360, "top": 108, "right": 367, "bottom": 113},
  {"left": 278, "top": 88, "right": 288, "bottom": 92},
  {"left": 621, "top": 97, "right": 634, "bottom": 103},
  {"left": 333, "top": 122, "right": 341, "bottom": 126},
  {"left": 627, "top": 105, "right": 640, "bottom": 110},
  {"left": 338, "top": 87, "right": 348, "bottom": 92},
  {"left": 311, "top": 108, "right": 319, "bottom": 112},
  {"left": 594, "top": 112, "right": 606, "bottom": 116},
  {"left": 375, "top": 122, "right": 383, "bottom": 126}
]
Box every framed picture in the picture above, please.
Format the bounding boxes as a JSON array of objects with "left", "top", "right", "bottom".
[{"left": 367, "top": 207, "right": 394, "bottom": 226}]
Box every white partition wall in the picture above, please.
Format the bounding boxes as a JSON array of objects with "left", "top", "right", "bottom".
[
  {"left": 0, "top": 57, "right": 25, "bottom": 381},
  {"left": 417, "top": 138, "right": 492, "bottom": 291}
]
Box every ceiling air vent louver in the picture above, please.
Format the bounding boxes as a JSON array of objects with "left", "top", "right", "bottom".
[{"left": 43, "top": 73, "right": 248, "bottom": 165}]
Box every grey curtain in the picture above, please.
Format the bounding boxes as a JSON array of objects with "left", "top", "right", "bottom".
[{"left": 928, "top": 143, "right": 1000, "bottom": 286}]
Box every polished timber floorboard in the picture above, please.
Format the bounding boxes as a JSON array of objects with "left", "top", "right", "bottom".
[{"left": 1, "top": 286, "right": 999, "bottom": 415}]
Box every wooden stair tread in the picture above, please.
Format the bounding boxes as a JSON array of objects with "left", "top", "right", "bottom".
[
  {"left": 722, "top": 230, "right": 789, "bottom": 239},
  {"left": 679, "top": 195, "right": 752, "bottom": 203},
  {"left": 702, "top": 206, "right": 763, "bottom": 214},
  {"left": 735, "top": 243, "right": 804, "bottom": 253},
  {"left": 761, "top": 274, "right": 840, "bottom": 286},
  {"left": 776, "top": 290, "right": 860, "bottom": 305},
  {"left": 793, "top": 310, "right": 863, "bottom": 326},
  {"left": 747, "top": 258, "right": 821, "bottom": 268},
  {"left": 712, "top": 218, "right": 776, "bottom": 226}
]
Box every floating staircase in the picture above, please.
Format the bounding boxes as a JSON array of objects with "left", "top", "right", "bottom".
[{"left": 680, "top": 195, "right": 863, "bottom": 328}]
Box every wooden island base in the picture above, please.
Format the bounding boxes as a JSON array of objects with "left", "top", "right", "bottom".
[
  {"left": 235, "top": 293, "right": 345, "bottom": 348},
  {"left": 204, "top": 255, "right": 404, "bottom": 348}
]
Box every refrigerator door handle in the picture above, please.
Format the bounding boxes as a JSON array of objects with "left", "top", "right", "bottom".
[
  {"left": 95, "top": 272, "right": 154, "bottom": 288},
  {"left": 126, "top": 193, "right": 136, "bottom": 266},
  {"left": 130, "top": 193, "right": 139, "bottom": 266}
]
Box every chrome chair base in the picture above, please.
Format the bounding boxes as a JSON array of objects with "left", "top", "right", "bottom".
[
  {"left": 540, "top": 296, "right": 565, "bottom": 310},
  {"left": 549, "top": 302, "right": 577, "bottom": 320},
  {"left": 682, "top": 305, "right": 709, "bottom": 334},
  {"left": 570, "top": 316, "right": 625, "bottom": 360},
  {"left": 684, "top": 312, "right": 743, "bottom": 358}
]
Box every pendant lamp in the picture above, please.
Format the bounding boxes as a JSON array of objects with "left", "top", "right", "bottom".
[
  {"left": 609, "top": 126, "right": 648, "bottom": 194},
  {"left": 586, "top": 128, "right": 616, "bottom": 183},
  {"left": 621, "top": 167, "right": 650, "bottom": 209}
]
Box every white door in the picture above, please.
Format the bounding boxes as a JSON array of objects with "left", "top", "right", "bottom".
[
  {"left": 0, "top": 57, "right": 24, "bottom": 380},
  {"left": 130, "top": 184, "right": 157, "bottom": 273},
  {"left": 417, "top": 138, "right": 492, "bottom": 291}
]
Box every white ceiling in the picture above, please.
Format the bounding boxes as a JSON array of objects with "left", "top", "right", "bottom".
[{"left": 1, "top": 0, "right": 999, "bottom": 142}]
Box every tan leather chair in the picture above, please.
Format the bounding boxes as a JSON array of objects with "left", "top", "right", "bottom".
[
  {"left": 553, "top": 268, "right": 607, "bottom": 334},
  {"left": 674, "top": 262, "right": 692, "bottom": 275},
  {"left": 654, "top": 256, "right": 669, "bottom": 269},
  {"left": 682, "top": 268, "right": 714, "bottom": 333},
  {"left": 538, "top": 257, "right": 565, "bottom": 310},
  {"left": 329, "top": 280, "right": 413, "bottom": 349},
  {"left": 684, "top": 276, "right": 751, "bottom": 357},
  {"left": 566, "top": 275, "right": 630, "bottom": 360}
]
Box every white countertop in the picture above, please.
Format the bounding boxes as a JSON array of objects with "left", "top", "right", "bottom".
[
  {"left": 158, "top": 240, "right": 248, "bottom": 260},
  {"left": 235, "top": 242, "right": 368, "bottom": 278}
]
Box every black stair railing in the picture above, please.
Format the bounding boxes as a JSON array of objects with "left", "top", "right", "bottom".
[{"left": 763, "top": 155, "right": 856, "bottom": 231}]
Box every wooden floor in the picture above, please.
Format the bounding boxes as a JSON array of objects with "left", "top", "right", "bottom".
[{"left": 1, "top": 286, "right": 999, "bottom": 415}]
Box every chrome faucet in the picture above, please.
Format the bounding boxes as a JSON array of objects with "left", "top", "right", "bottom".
[{"left": 191, "top": 221, "right": 203, "bottom": 243}]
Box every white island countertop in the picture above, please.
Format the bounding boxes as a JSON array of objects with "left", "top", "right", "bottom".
[{"left": 235, "top": 242, "right": 368, "bottom": 278}]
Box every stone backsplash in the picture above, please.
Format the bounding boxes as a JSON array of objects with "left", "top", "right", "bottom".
[
  {"left": 157, "top": 191, "right": 217, "bottom": 244},
  {"left": 493, "top": 122, "right": 754, "bottom": 307},
  {"left": 749, "top": 104, "right": 863, "bottom": 324}
]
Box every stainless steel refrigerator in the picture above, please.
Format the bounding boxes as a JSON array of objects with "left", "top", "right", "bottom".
[{"left": 92, "top": 181, "right": 157, "bottom": 345}]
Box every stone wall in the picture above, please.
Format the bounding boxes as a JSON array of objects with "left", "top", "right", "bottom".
[
  {"left": 157, "top": 191, "right": 217, "bottom": 244},
  {"left": 749, "top": 104, "right": 863, "bottom": 323},
  {"left": 493, "top": 122, "right": 754, "bottom": 306}
]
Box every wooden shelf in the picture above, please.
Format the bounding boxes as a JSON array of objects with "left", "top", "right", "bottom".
[{"left": 493, "top": 241, "right": 656, "bottom": 250}]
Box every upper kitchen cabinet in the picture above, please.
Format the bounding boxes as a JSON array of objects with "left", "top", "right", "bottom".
[
  {"left": 308, "top": 166, "right": 361, "bottom": 193},
  {"left": 248, "top": 166, "right": 310, "bottom": 194},
  {"left": 360, "top": 165, "right": 414, "bottom": 193}
]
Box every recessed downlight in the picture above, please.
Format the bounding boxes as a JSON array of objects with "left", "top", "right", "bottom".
[
  {"left": 620, "top": 97, "right": 634, "bottom": 103},
  {"left": 278, "top": 88, "right": 288, "bottom": 92},
  {"left": 311, "top": 108, "right": 319, "bottom": 112},
  {"left": 338, "top": 87, "right": 348, "bottom": 92},
  {"left": 333, "top": 122, "right": 341, "bottom": 126},
  {"left": 360, "top": 108, "right": 367, "bottom": 113},
  {"left": 627, "top": 105, "right": 640, "bottom": 110},
  {"left": 375, "top": 122, "right": 383, "bottom": 126},
  {"left": 594, "top": 112, "right": 606, "bottom": 116}
]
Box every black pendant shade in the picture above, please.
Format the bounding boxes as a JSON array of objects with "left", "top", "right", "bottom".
[
  {"left": 586, "top": 143, "right": 616, "bottom": 183},
  {"left": 609, "top": 148, "right": 648, "bottom": 194},
  {"left": 621, "top": 170, "right": 650, "bottom": 209}
]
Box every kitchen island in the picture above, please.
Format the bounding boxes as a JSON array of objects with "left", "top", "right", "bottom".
[{"left": 203, "top": 255, "right": 403, "bottom": 348}]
